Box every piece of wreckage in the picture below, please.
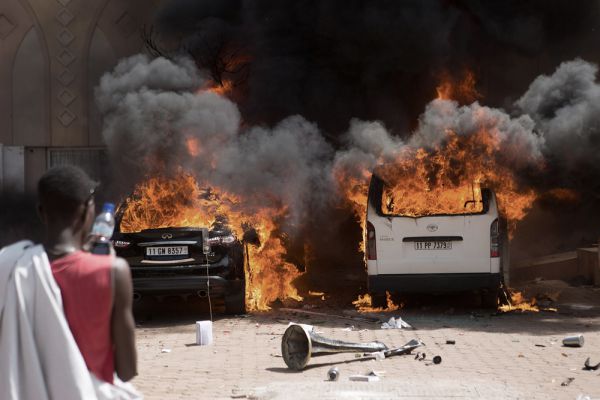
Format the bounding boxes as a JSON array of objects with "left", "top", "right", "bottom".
[{"left": 281, "top": 323, "right": 423, "bottom": 370}]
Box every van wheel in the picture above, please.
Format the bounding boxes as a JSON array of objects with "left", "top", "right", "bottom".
[
  {"left": 371, "top": 293, "right": 387, "bottom": 309},
  {"left": 481, "top": 289, "right": 499, "bottom": 309}
]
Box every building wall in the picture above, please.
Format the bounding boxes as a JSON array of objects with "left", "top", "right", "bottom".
[{"left": 0, "top": 0, "right": 161, "bottom": 190}]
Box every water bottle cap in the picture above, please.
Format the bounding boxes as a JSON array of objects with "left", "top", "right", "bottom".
[{"left": 102, "top": 202, "right": 115, "bottom": 214}]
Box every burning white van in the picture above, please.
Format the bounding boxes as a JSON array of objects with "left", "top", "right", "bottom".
[{"left": 365, "top": 167, "right": 508, "bottom": 307}]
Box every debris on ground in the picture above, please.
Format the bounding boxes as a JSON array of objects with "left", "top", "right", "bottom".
[
  {"left": 563, "top": 334, "right": 584, "bottom": 347},
  {"left": 280, "top": 308, "right": 379, "bottom": 323},
  {"left": 561, "top": 377, "right": 575, "bottom": 387},
  {"left": 446, "top": 340, "right": 456, "bottom": 345},
  {"left": 535, "top": 344, "right": 546, "bottom": 347},
  {"left": 433, "top": 355, "right": 442, "bottom": 364},
  {"left": 349, "top": 370, "right": 383, "bottom": 382},
  {"left": 327, "top": 367, "right": 340, "bottom": 381},
  {"left": 341, "top": 325, "right": 367, "bottom": 332},
  {"left": 583, "top": 357, "right": 600, "bottom": 371},
  {"left": 281, "top": 323, "right": 388, "bottom": 370},
  {"left": 349, "top": 374, "right": 380, "bottom": 382},
  {"left": 161, "top": 348, "right": 171, "bottom": 353},
  {"left": 281, "top": 323, "right": 424, "bottom": 370},
  {"left": 230, "top": 393, "right": 247, "bottom": 399},
  {"left": 381, "top": 316, "right": 412, "bottom": 329}
]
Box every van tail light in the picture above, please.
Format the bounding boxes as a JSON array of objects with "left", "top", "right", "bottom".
[
  {"left": 490, "top": 219, "right": 500, "bottom": 258},
  {"left": 366, "top": 221, "right": 377, "bottom": 260}
]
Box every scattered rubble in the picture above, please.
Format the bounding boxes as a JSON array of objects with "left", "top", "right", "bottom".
[
  {"left": 349, "top": 371, "right": 382, "bottom": 382},
  {"left": 562, "top": 334, "right": 584, "bottom": 347},
  {"left": 281, "top": 323, "right": 423, "bottom": 370},
  {"left": 583, "top": 357, "right": 600, "bottom": 371},
  {"left": 380, "top": 316, "right": 412, "bottom": 329},
  {"left": 327, "top": 367, "right": 340, "bottom": 381},
  {"left": 561, "top": 377, "right": 575, "bottom": 387},
  {"left": 280, "top": 308, "right": 379, "bottom": 324}
]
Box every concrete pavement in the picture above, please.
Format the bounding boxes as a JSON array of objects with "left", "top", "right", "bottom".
[{"left": 131, "top": 297, "right": 600, "bottom": 400}]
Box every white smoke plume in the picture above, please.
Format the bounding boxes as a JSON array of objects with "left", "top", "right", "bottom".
[
  {"left": 411, "top": 99, "right": 544, "bottom": 168},
  {"left": 516, "top": 58, "right": 600, "bottom": 171}
]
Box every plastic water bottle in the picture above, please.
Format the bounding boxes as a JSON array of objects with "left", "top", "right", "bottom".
[{"left": 90, "top": 202, "right": 115, "bottom": 255}]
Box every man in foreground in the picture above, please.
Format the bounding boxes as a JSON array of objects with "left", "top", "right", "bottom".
[{"left": 38, "top": 165, "right": 137, "bottom": 383}]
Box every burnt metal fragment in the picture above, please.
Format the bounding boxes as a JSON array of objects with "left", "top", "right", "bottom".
[
  {"left": 583, "top": 357, "right": 600, "bottom": 371},
  {"left": 327, "top": 367, "right": 340, "bottom": 381}
]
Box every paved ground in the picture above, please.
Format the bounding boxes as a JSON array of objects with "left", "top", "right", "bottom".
[{"left": 131, "top": 283, "right": 600, "bottom": 400}]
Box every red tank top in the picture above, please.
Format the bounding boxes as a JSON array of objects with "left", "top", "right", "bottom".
[{"left": 51, "top": 251, "right": 115, "bottom": 383}]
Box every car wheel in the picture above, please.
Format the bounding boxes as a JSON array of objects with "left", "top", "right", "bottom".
[{"left": 225, "top": 283, "right": 246, "bottom": 315}]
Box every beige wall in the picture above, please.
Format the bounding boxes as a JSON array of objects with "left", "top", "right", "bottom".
[{"left": 0, "top": 0, "right": 160, "bottom": 148}]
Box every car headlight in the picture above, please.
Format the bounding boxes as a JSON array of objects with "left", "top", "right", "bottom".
[{"left": 207, "top": 234, "right": 236, "bottom": 246}]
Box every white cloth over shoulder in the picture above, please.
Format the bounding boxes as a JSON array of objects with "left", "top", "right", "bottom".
[{"left": 0, "top": 241, "right": 141, "bottom": 400}]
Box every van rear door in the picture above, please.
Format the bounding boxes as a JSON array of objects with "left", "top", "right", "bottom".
[
  {"left": 375, "top": 212, "right": 496, "bottom": 275},
  {"left": 367, "top": 174, "right": 499, "bottom": 276}
]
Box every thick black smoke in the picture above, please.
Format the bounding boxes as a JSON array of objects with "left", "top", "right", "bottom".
[
  {"left": 98, "top": 54, "right": 600, "bottom": 282},
  {"left": 153, "top": 0, "right": 600, "bottom": 135},
  {"left": 97, "top": 55, "right": 334, "bottom": 230},
  {"left": 95, "top": 1, "right": 600, "bottom": 292}
]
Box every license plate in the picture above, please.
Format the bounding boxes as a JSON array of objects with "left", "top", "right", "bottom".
[
  {"left": 146, "top": 246, "right": 189, "bottom": 256},
  {"left": 414, "top": 241, "right": 452, "bottom": 250}
]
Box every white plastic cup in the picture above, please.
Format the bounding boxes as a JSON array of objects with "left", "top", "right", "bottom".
[{"left": 196, "top": 321, "right": 213, "bottom": 346}]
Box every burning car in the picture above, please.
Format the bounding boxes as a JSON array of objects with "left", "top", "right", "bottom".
[
  {"left": 111, "top": 209, "right": 248, "bottom": 314},
  {"left": 365, "top": 167, "right": 509, "bottom": 308}
]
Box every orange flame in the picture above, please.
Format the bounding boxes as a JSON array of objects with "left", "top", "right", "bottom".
[
  {"left": 352, "top": 292, "right": 401, "bottom": 313},
  {"left": 336, "top": 72, "right": 538, "bottom": 263},
  {"left": 119, "top": 172, "right": 302, "bottom": 311},
  {"left": 186, "top": 137, "right": 201, "bottom": 157},
  {"left": 436, "top": 70, "right": 482, "bottom": 104},
  {"left": 498, "top": 290, "right": 539, "bottom": 313},
  {"left": 208, "top": 80, "right": 234, "bottom": 96},
  {"left": 377, "top": 131, "right": 538, "bottom": 235}
]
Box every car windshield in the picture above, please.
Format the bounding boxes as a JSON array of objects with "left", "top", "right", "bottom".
[{"left": 380, "top": 180, "right": 484, "bottom": 217}]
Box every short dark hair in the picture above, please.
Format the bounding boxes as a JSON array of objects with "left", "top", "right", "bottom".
[{"left": 38, "top": 165, "right": 98, "bottom": 220}]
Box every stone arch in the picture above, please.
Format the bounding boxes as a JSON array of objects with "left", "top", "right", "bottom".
[{"left": 12, "top": 26, "right": 47, "bottom": 145}]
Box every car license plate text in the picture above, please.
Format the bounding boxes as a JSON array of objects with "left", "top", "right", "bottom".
[
  {"left": 146, "top": 246, "right": 189, "bottom": 256},
  {"left": 414, "top": 241, "right": 452, "bottom": 250}
]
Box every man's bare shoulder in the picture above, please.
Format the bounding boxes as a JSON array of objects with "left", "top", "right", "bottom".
[{"left": 111, "top": 257, "right": 131, "bottom": 279}]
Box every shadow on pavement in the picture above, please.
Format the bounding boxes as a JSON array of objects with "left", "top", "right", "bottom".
[{"left": 132, "top": 280, "right": 600, "bottom": 336}]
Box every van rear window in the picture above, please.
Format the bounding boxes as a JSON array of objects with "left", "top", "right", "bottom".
[{"left": 381, "top": 181, "right": 485, "bottom": 217}]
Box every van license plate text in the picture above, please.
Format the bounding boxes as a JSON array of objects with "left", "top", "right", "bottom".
[
  {"left": 414, "top": 241, "right": 452, "bottom": 250},
  {"left": 146, "top": 246, "right": 189, "bottom": 256}
]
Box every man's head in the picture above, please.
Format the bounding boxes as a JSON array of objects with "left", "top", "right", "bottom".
[{"left": 37, "top": 166, "right": 97, "bottom": 238}]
